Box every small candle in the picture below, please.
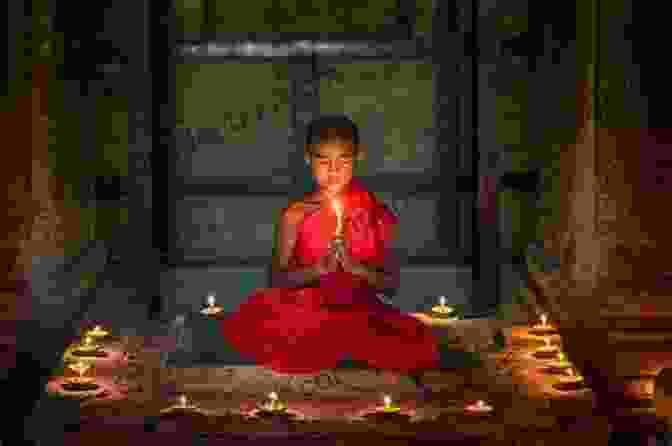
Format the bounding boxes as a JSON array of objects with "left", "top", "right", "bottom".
[
  {"left": 465, "top": 400, "right": 493, "bottom": 413},
  {"left": 431, "top": 296, "right": 455, "bottom": 317},
  {"left": 530, "top": 313, "right": 558, "bottom": 336},
  {"left": 263, "top": 391, "right": 285, "bottom": 412},
  {"left": 381, "top": 394, "right": 400, "bottom": 413},
  {"left": 79, "top": 336, "right": 97, "bottom": 351},
  {"left": 178, "top": 394, "right": 188, "bottom": 408},
  {"left": 87, "top": 325, "right": 109, "bottom": 338},
  {"left": 332, "top": 198, "right": 343, "bottom": 236}
]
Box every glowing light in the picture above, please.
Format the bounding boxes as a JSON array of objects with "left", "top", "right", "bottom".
[{"left": 332, "top": 199, "right": 343, "bottom": 236}]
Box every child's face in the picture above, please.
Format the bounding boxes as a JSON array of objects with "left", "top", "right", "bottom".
[{"left": 306, "top": 139, "right": 356, "bottom": 196}]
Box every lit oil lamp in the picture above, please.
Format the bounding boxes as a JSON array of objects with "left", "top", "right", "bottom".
[
  {"left": 381, "top": 394, "right": 401, "bottom": 414},
  {"left": 552, "top": 367, "right": 587, "bottom": 392},
  {"left": 332, "top": 198, "right": 344, "bottom": 237},
  {"left": 532, "top": 337, "right": 559, "bottom": 360},
  {"left": 160, "top": 393, "right": 202, "bottom": 415},
  {"left": 72, "top": 335, "right": 108, "bottom": 357},
  {"left": 201, "top": 292, "right": 223, "bottom": 315},
  {"left": 331, "top": 198, "right": 345, "bottom": 262},
  {"left": 431, "top": 296, "right": 458, "bottom": 319},
  {"left": 529, "top": 313, "right": 559, "bottom": 336},
  {"left": 259, "top": 391, "right": 286, "bottom": 413},
  {"left": 253, "top": 391, "right": 294, "bottom": 419},
  {"left": 363, "top": 394, "right": 410, "bottom": 422},
  {"left": 80, "top": 336, "right": 97, "bottom": 351},
  {"left": 87, "top": 325, "right": 109, "bottom": 339},
  {"left": 176, "top": 394, "right": 197, "bottom": 410},
  {"left": 465, "top": 399, "right": 494, "bottom": 415},
  {"left": 61, "top": 361, "right": 100, "bottom": 392}
]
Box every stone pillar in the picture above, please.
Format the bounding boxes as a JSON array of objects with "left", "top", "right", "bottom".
[{"left": 540, "top": 1, "right": 672, "bottom": 444}]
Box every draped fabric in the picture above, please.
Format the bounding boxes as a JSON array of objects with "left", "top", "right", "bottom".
[{"left": 220, "top": 178, "right": 439, "bottom": 374}]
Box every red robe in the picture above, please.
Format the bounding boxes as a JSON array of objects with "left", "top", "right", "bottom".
[{"left": 220, "top": 178, "right": 439, "bottom": 374}]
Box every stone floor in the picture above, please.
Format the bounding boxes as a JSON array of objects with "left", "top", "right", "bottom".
[{"left": 41, "top": 315, "right": 625, "bottom": 445}]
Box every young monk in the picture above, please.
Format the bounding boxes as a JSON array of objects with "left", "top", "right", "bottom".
[{"left": 220, "top": 114, "right": 439, "bottom": 396}]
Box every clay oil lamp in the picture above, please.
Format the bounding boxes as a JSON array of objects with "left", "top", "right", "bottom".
[
  {"left": 160, "top": 393, "right": 204, "bottom": 417},
  {"left": 71, "top": 335, "right": 108, "bottom": 358},
  {"left": 363, "top": 394, "right": 411, "bottom": 423},
  {"left": 253, "top": 391, "right": 295, "bottom": 420},
  {"left": 200, "top": 293, "right": 223, "bottom": 316},
  {"left": 61, "top": 361, "right": 100, "bottom": 392},
  {"left": 86, "top": 325, "right": 110, "bottom": 339},
  {"left": 431, "top": 296, "right": 458, "bottom": 320},
  {"left": 529, "top": 314, "right": 559, "bottom": 337},
  {"left": 552, "top": 367, "right": 587, "bottom": 392},
  {"left": 464, "top": 399, "right": 494, "bottom": 417},
  {"left": 532, "top": 337, "right": 559, "bottom": 360}
]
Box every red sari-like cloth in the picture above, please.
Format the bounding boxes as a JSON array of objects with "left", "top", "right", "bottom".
[{"left": 220, "top": 179, "right": 439, "bottom": 374}]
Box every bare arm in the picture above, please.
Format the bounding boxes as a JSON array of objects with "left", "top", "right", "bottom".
[{"left": 270, "top": 203, "right": 322, "bottom": 288}]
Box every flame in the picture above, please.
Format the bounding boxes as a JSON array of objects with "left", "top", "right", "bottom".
[
  {"left": 94, "top": 325, "right": 102, "bottom": 332},
  {"left": 439, "top": 296, "right": 446, "bottom": 306},
  {"left": 332, "top": 198, "right": 343, "bottom": 234},
  {"left": 383, "top": 395, "right": 392, "bottom": 407},
  {"left": 540, "top": 314, "right": 548, "bottom": 327},
  {"left": 178, "top": 394, "right": 187, "bottom": 407},
  {"left": 207, "top": 294, "right": 216, "bottom": 306},
  {"left": 269, "top": 391, "right": 278, "bottom": 401}
]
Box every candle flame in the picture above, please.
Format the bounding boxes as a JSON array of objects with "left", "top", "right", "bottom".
[
  {"left": 439, "top": 296, "right": 446, "bottom": 306},
  {"left": 179, "top": 394, "right": 187, "bottom": 407},
  {"left": 332, "top": 198, "right": 342, "bottom": 217},
  {"left": 207, "top": 294, "right": 216, "bottom": 306},
  {"left": 94, "top": 325, "right": 101, "bottom": 332},
  {"left": 269, "top": 391, "right": 278, "bottom": 401},
  {"left": 540, "top": 314, "right": 548, "bottom": 327},
  {"left": 332, "top": 198, "right": 343, "bottom": 235},
  {"left": 383, "top": 395, "right": 392, "bottom": 407}
]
